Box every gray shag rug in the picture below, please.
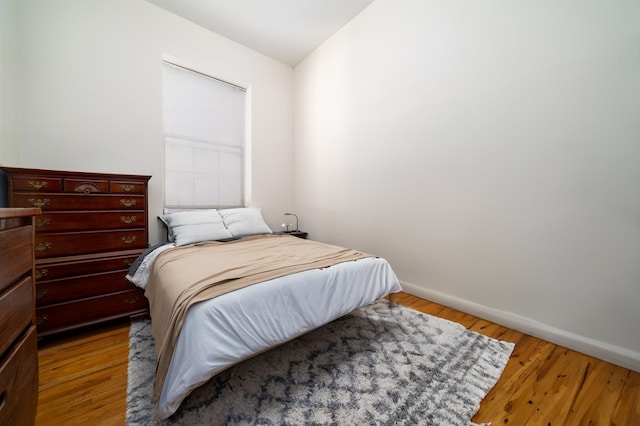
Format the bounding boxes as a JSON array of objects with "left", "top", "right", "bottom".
[{"left": 127, "top": 300, "right": 514, "bottom": 425}]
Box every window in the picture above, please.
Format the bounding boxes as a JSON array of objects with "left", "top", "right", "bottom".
[{"left": 163, "top": 62, "right": 246, "bottom": 208}]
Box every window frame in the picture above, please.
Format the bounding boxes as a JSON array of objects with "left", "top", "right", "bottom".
[{"left": 162, "top": 61, "right": 247, "bottom": 209}]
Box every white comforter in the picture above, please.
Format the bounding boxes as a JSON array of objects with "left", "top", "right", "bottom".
[{"left": 129, "top": 245, "right": 401, "bottom": 420}]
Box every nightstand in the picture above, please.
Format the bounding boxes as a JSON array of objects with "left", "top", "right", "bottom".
[{"left": 276, "top": 231, "right": 308, "bottom": 239}]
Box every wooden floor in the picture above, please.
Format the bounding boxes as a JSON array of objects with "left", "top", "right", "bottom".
[{"left": 35, "top": 292, "right": 639, "bottom": 425}]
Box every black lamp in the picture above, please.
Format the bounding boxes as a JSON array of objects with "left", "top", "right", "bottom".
[{"left": 284, "top": 213, "right": 299, "bottom": 232}]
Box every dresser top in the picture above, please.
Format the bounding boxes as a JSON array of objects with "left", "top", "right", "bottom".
[
  {"left": 0, "top": 208, "right": 41, "bottom": 219},
  {"left": 0, "top": 166, "right": 151, "bottom": 181}
]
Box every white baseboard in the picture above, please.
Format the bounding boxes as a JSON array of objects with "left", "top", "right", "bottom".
[{"left": 400, "top": 280, "right": 640, "bottom": 374}]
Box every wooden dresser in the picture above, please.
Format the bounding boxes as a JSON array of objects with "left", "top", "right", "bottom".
[
  {"left": 0, "top": 167, "right": 151, "bottom": 337},
  {"left": 0, "top": 208, "right": 39, "bottom": 425}
]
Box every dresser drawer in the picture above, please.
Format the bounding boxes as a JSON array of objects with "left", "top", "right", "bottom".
[
  {"left": 35, "top": 211, "right": 146, "bottom": 232},
  {"left": 64, "top": 178, "right": 108, "bottom": 193},
  {"left": 11, "top": 176, "right": 62, "bottom": 192},
  {"left": 35, "top": 229, "right": 146, "bottom": 258},
  {"left": 35, "top": 250, "right": 141, "bottom": 282},
  {"left": 0, "top": 226, "right": 32, "bottom": 294},
  {"left": 11, "top": 193, "right": 145, "bottom": 211},
  {"left": 0, "top": 326, "right": 38, "bottom": 426},
  {"left": 0, "top": 277, "right": 33, "bottom": 359},
  {"left": 110, "top": 180, "right": 146, "bottom": 194},
  {"left": 36, "top": 270, "right": 134, "bottom": 306},
  {"left": 35, "top": 289, "right": 148, "bottom": 335}
]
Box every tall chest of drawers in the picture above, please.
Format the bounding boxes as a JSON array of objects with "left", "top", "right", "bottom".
[
  {"left": 0, "top": 208, "right": 39, "bottom": 425},
  {"left": 1, "top": 167, "right": 151, "bottom": 337}
]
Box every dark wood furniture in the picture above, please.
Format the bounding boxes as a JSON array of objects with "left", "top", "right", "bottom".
[
  {"left": 275, "top": 231, "right": 308, "bottom": 239},
  {"left": 0, "top": 167, "right": 151, "bottom": 337},
  {"left": 0, "top": 207, "right": 40, "bottom": 425}
]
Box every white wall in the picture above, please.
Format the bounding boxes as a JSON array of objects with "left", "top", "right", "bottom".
[
  {"left": 10, "top": 0, "right": 293, "bottom": 243},
  {"left": 294, "top": 1, "right": 640, "bottom": 371},
  {"left": 0, "top": 0, "right": 21, "bottom": 167}
]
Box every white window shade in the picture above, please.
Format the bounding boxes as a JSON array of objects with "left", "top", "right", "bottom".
[{"left": 163, "top": 62, "right": 246, "bottom": 208}]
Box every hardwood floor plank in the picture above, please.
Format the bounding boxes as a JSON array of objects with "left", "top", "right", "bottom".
[
  {"left": 585, "top": 365, "right": 632, "bottom": 425},
  {"left": 522, "top": 347, "right": 593, "bottom": 425},
  {"left": 36, "top": 322, "right": 129, "bottom": 426},
  {"left": 35, "top": 292, "right": 639, "bottom": 425},
  {"left": 479, "top": 344, "right": 566, "bottom": 424},
  {"left": 473, "top": 335, "right": 550, "bottom": 422},
  {"left": 612, "top": 369, "right": 640, "bottom": 425},
  {"left": 563, "top": 359, "right": 632, "bottom": 425}
]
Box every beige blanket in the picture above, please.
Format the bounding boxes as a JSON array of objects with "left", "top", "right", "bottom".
[{"left": 145, "top": 234, "right": 372, "bottom": 402}]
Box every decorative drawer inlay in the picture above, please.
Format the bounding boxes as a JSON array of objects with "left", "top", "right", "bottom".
[
  {"left": 73, "top": 182, "right": 102, "bottom": 194},
  {"left": 65, "top": 178, "right": 108, "bottom": 193}
]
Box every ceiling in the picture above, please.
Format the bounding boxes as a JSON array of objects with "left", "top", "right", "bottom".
[{"left": 145, "top": 0, "right": 374, "bottom": 67}]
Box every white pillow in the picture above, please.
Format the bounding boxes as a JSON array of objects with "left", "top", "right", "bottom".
[
  {"left": 161, "top": 210, "right": 233, "bottom": 246},
  {"left": 160, "top": 208, "right": 219, "bottom": 242},
  {"left": 219, "top": 208, "right": 273, "bottom": 238}
]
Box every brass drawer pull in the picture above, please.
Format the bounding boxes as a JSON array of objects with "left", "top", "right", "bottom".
[
  {"left": 124, "top": 296, "right": 140, "bottom": 304},
  {"left": 121, "top": 236, "right": 137, "bottom": 244},
  {"left": 120, "top": 199, "right": 137, "bottom": 208},
  {"left": 36, "top": 315, "right": 49, "bottom": 326},
  {"left": 36, "top": 289, "right": 48, "bottom": 299},
  {"left": 28, "top": 180, "right": 48, "bottom": 190},
  {"left": 35, "top": 269, "right": 48, "bottom": 280},
  {"left": 120, "top": 184, "right": 134, "bottom": 192},
  {"left": 28, "top": 198, "right": 50, "bottom": 208},
  {"left": 35, "top": 242, "right": 52, "bottom": 252},
  {"left": 35, "top": 218, "right": 51, "bottom": 227},
  {"left": 120, "top": 216, "right": 137, "bottom": 225},
  {"left": 124, "top": 259, "right": 134, "bottom": 267}
]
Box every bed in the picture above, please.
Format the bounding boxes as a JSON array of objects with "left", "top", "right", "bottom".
[{"left": 127, "top": 208, "right": 402, "bottom": 420}]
